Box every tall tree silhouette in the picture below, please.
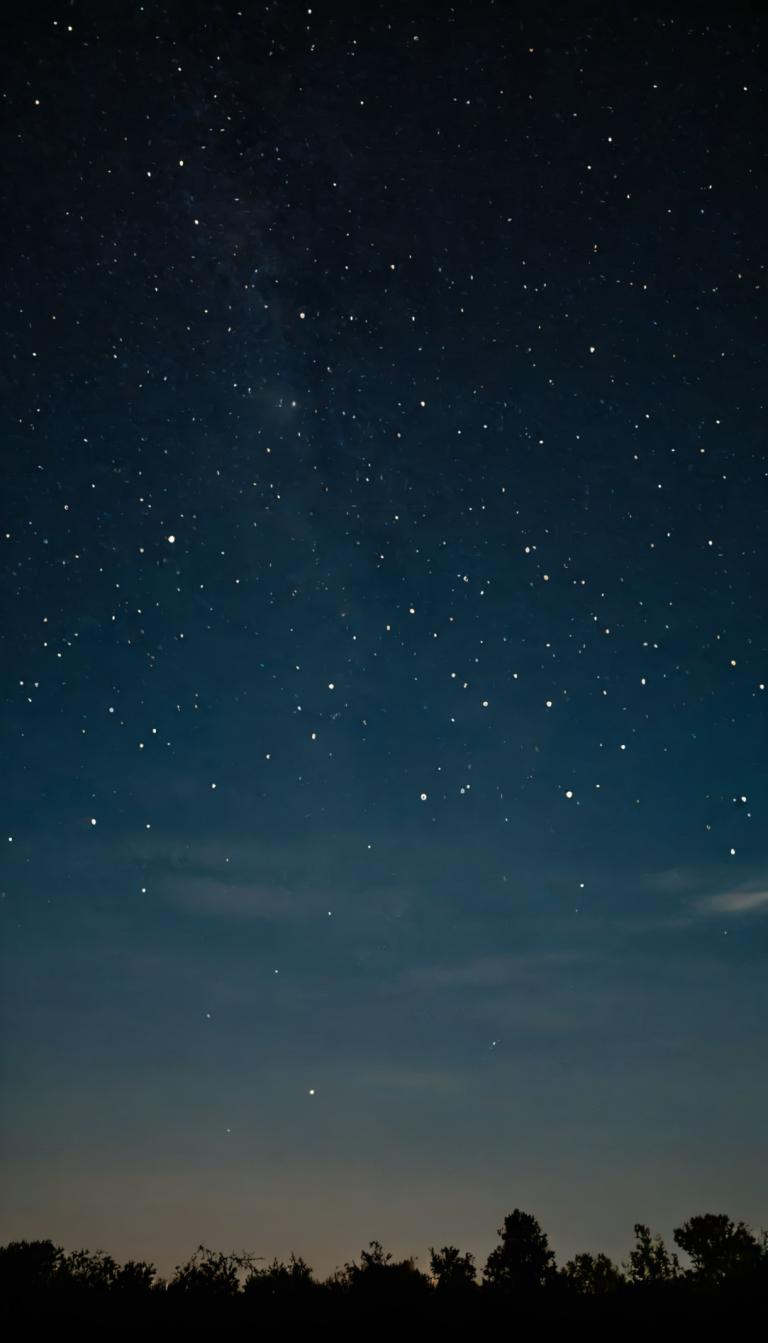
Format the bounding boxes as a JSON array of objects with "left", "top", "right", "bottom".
[
  {"left": 626, "top": 1224, "right": 679, "bottom": 1283},
  {"left": 483, "top": 1210, "right": 556, "bottom": 1292},
  {"left": 673, "top": 1214, "right": 763, "bottom": 1284}
]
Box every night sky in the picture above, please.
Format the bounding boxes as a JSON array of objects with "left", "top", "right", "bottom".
[{"left": 2, "top": 2, "right": 767, "bottom": 1277}]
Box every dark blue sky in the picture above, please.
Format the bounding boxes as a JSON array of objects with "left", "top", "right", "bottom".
[{"left": 2, "top": 1, "right": 766, "bottom": 1274}]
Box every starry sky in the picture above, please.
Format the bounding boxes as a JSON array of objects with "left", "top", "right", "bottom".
[{"left": 2, "top": 1, "right": 767, "bottom": 1277}]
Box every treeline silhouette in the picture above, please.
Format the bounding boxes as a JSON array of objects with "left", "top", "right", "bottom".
[{"left": 2, "top": 1209, "right": 766, "bottom": 1325}]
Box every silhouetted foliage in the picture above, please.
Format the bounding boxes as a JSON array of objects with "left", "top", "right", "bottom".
[
  {"left": 429, "top": 1244, "right": 477, "bottom": 1291},
  {"left": 673, "top": 1214, "right": 763, "bottom": 1285},
  {"left": 626, "top": 1223, "right": 679, "bottom": 1283},
  {"left": 3, "top": 1207, "right": 765, "bottom": 1325},
  {"left": 483, "top": 1209, "right": 556, "bottom": 1292},
  {"left": 60, "top": 1247, "right": 119, "bottom": 1292},
  {"left": 167, "top": 1245, "right": 248, "bottom": 1299},
  {"left": 0, "top": 1240, "right": 63, "bottom": 1300},
  {"left": 113, "top": 1259, "right": 158, "bottom": 1296},
  {"left": 243, "top": 1253, "right": 316, "bottom": 1305},
  {"left": 342, "top": 1240, "right": 431, "bottom": 1304},
  {"left": 562, "top": 1251, "right": 624, "bottom": 1294}
]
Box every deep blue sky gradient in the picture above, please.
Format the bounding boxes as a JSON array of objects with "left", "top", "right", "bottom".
[{"left": 1, "top": 1, "right": 767, "bottom": 1274}]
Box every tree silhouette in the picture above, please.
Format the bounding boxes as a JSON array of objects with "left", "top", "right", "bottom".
[
  {"left": 429, "top": 1244, "right": 477, "bottom": 1291},
  {"left": 483, "top": 1210, "right": 556, "bottom": 1292},
  {"left": 626, "top": 1223, "right": 679, "bottom": 1284},
  {"left": 2, "top": 1205, "right": 766, "bottom": 1323},
  {"left": 168, "top": 1245, "right": 249, "bottom": 1300},
  {"left": 0, "top": 1240, "right": 63, "bottom": 1301},
  {"left": 343, "top": 1240, "right": 431, "bottom": 1302},
  {"left": 673, "top": 1214, "right": 763, "bottom": 1285},
  {"left": 61, "top": 1247, "right": 119, "bottom": 1292},
  {"left": 113, "top": 1259, "right": 157, "bottom": 1296},
  {"left": 562, "top": 1251, "right": 624, "bottom": 1294}
]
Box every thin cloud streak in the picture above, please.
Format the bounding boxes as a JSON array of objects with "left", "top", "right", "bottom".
[
  {"left": 698, "top": 887, "right": 768, "bottom": 915},
  {"left": 646, "top": 864, "right": 768, "bottom": 917},
  {"left": 399, "top": 950, "right": 593, "bottom": 992}
]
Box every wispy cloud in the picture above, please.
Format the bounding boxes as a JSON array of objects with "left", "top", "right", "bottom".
[
  {"left": 165, "top": 877, "right": 305, "bottom": 919},
  {"left": 697, "top": 886, "right": 768, "bottom": 915},
  {"left": 132, "top": 836, "right": 416, "bottom": 923},
  {"left": 359, "top": 1065, "right": 470, "bottom": 1094},
  {"left": 647, "top": 865, "right": 768, "bottom": 918},
  {"left": 128, "top": 837, "right": 330, "bottom": 919},
  {"left": 399, "top": 950, "right": 592, "bottom": 992}
]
